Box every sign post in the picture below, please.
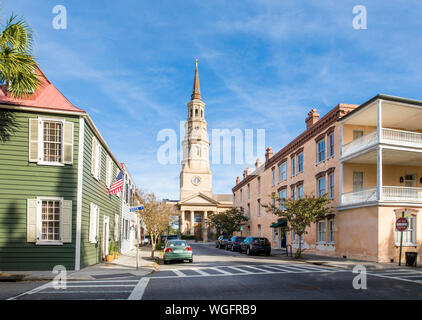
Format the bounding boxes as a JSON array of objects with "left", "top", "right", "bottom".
[
  {"left": 396, "top": 213, "right": 409, "bottom": 266},
  {"left": 130, "top": 205, "right": 145, "bottom": 271}
]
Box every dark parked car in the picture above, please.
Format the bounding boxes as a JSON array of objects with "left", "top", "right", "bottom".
[
  {"left": 216, "top": 235, "right": 232, "bottom": 249},
  {"left": 226, "top": 236, "right": 246, "bottom": 252},
  {"left": 239, "top": 237, "right": 271, "bottom": 256}
]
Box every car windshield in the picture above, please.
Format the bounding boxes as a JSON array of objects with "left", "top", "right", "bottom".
[{"left": 167, "top": 240, "right": 187, "bottom": 247}]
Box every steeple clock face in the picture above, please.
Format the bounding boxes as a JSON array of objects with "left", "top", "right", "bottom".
[{"left": 192, "top": 176, "right": 201, "bottom": 185}]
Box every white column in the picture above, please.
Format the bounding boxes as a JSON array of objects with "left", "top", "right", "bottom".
[
  {"left": 377, "top": 146, "right": 383, "bottom": 201},
  {"left": 339, "top": 122, "right": 343, "bottom": 157},
  {"left": 339, "top": 161, "right": 343, "bottom": 206},
  {"left": 202, "top": 211, "right": 208, "bottom": 242},
  {"left": 190, "top": 211, "right": 194, "bottom": 235},
  {"left": 180, "top": 211, "right": 185, "bottom": 234},
  {"left": 377, "top": 99, "right": 383, "bottom": 201}
]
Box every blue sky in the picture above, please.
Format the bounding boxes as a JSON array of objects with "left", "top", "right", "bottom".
[{"left": 3, "top": 0, "right": 422, "bottom": 199}]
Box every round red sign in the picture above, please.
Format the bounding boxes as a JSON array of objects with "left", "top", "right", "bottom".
[{"left": 396, "top": 217, "right": 409, "bottom": 232}]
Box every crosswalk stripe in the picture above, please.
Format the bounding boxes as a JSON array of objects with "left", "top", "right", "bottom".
[
  {"left": 39, "top": 290, "right": 133, "bottom": 294},
  {"left": 66, "top": 280, "right": 139, "bottom": 283},
  {"left": 269, "top": 264, "right": 311, "bottom": 272},
  {"left": 258, "top": 265, "right": 289, "bottom": 272},
  {"left": 243, "top": 266, "right": 272, "bottom": 273},
  {"left": 172, "top": 270, "right": 187, "bottom": 277},
  {"left": 289, "top": 264, "right": 339, "bottom": 272},
  {"left": 225, "top": 266, "right": 253, "bottom": 274},
  {"left": 65, "top": 284, "right": 137, "bottom": 288},
  {"left": 209, "top": 267, "right": 234, "bottom": 274},
  {"left": 378, "top": 272, "right": 422, "bottom": 276},
  {"left": 191, "top": 268, "right": 210, "bottom": 276}
]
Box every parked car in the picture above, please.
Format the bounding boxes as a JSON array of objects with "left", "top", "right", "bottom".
[
  {"left": 216, "top": 235, "right": 232, "bottom": 249},
  {"left": 163, "top": 240, "right": 193, "bottom": 264},
  {"left": 226, "top": 236, "right": 246, "bottom": 252},
  {"left": 239, "top": 237, "right": 271, "bottom": 256}
]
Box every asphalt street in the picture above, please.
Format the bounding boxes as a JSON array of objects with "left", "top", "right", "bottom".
[{"left": 3, "top": 242, "right": 422, "bottom": 300}]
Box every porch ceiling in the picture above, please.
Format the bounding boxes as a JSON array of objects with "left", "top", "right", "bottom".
[
  {"left": 345, "top": 148, "right": 422, "bottom": 166},
  {"left": 344, "top": 100, "right": 422, "bottom": 130}
]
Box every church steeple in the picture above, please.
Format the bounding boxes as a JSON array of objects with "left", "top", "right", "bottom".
[{"left": 191, "top": 59, "right": 202, "bottom": 101}]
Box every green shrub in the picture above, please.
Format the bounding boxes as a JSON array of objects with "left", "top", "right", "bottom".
[{"left": 181, "top": 234, "right": 195, "bottom": 240}]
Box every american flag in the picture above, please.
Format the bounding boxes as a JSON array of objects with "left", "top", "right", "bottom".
[{"left": 109, "top": 170, "right": 123, "bottom": 194}]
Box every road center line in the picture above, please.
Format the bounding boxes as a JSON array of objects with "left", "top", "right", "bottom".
[{"left": 128, "top": 277, "right": 150, "bottom": 300}]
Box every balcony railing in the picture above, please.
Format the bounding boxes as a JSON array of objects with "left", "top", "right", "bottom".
[
  {"left": 341, "top": 187, "right": 377, "bottom": 206},
  {"left": 341, "top": 186, "right": 422, "bottom": 206},
  {"left": 341, "top": 128, "right": 422, "bottom": 158}
]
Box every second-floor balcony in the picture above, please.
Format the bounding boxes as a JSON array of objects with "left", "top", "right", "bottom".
[
  {"left": 342, "top": 186, "right": 422, "bottom": 206},
  {"left": 342, "top": 128, "right": 422, "bottom": 159}
]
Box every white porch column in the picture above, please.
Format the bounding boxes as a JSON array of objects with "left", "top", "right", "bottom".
[
  {"left": 180, "top": 211, "right": 185, "bottom": 234},
  {"left": 377, "top": 146, "right": 383, "bottom": 201},
  {"left": 190, "top": 211, "right": 194, "bottom": 235},
  {"left": 339, "top": 161, "right": 343, "bottom": 206},
  {"left": 377, "top": 99, "right": 383, "bottom": 201}
]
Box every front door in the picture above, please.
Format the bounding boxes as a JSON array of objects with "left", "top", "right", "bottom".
[
  {"left": 278, "top": 227, "right": 286, "bottom": 248},
  {"left": 103, "top": 216, "right": 110, "bottom": 257}
]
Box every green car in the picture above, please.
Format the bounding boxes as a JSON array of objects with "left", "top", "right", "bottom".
[{"left": 163, "top": 240, "right": 193, "bottom": 264}]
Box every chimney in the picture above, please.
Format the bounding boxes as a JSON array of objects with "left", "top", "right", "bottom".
[
  {"left": 243, "top": 170, "right": 247, "bottom": 179},
  {"left": 255, "top": 157, "right": 262, "bottom": 169},
  {"left": 236, "top": 176, "right": 240, "bottom": 184},
  {"left": 246, "top": 166, "right": 252, "bottom": 175},
  {"left": 265, "top": 147, "right": 273, "bottom": 162},
  {"left": 305, "top": 108, "right": 320, "bottom": 129}
]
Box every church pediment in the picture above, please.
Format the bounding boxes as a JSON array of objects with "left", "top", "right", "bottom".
[{"left": 180, "top": 192, "right": 219, "bottom": 205}]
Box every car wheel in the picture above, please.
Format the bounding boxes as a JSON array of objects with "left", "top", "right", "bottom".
[
  {"left": 247, "top": 248, "right": 251, "bottom": 256},
  {"left": 266, "top": 251, "right": 271, "bottom": 256},
  {"left": 164, "top": 260, "right": 169, "bottom": 264},
  {"left": 189, "top": 258, "right": 193, "bottom": 263}
]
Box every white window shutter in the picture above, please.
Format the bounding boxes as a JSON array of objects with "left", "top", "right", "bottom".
[
  {"left": 114, "top": 214, "right": 120, "bottom": 241},
  {"left": 97, "top": 144, "right": 101, "bottom": 180},
  {"left": 61, "top": 200, "right": 72, "bottom": 243},
  {"left": 27, "top": 199, "right": 38, "bottom": 242},
  {"left": 63, "top": 121, "right": 74, "bottom": 164},
  {"left": 96, "top": 207, "right": 100, "bottom": 243},
  {"left": 28, "top": 119, "right": 39, "bottom": 162},
  {"left": 89, "top": 203, "right": 97, "bottom": 243},
  {"left": 106, "top": 156, "right": 111, "bottom": 188},
  {"left": 91, "top": 137, "right": 96, "bottom": 176}
]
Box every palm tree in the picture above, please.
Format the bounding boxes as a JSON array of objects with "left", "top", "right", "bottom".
[{"left": 0, "top": 14, "right": 39, "bottom": 98}]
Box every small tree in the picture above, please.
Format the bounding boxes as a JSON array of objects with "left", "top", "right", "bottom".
[
  {"left": 264, "top": 194, "right": 332, "bottom": 258},
  {"left": 135, "top": 190, "right": 171, "bottom": 259},
  {"left": 208, "top": 207, "right": 248, "bottom": 236}
]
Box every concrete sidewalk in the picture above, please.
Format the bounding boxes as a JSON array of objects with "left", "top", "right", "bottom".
[{"left": 0, "top": 247, "right": 156, "bottom": 281}]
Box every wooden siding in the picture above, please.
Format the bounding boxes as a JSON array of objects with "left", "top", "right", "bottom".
[
  {"left": 79, "top": 119, "right": 122, "bottom": 268},
  {"left": 0, "top": 109, "right": 79, "bottom": 271}
]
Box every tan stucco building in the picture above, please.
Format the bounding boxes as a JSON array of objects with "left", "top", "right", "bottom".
[
  {"left": 233, "top": 94, "right": 422, "bottom": 264},
  {"left": 170, "top": 63, "right": 232, "bottom": 241}
]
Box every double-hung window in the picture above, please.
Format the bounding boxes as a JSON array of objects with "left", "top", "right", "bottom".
[
  {"left": 42, "top": 121, "right": 63, "bottom": 163},
  {"left": 328, "top": 133, "right": 334, "bottom": 158},
  {"left": 317, "top": 139, "right": 325, "bottom": 163},
  {"left": 328, "top": 173, "right": 334, "bottom": 199},
  {"left": 272, "top": 168, "right": 275, "bottom": 186},
  {"left": 291, "top": 187, "right": 296, "bottom": 200},
  {"left": 353, "top": 172, "right": 364, "bottom": 192},
  {"left": 317, "top": 220, "right": 326, "bottom": 243},
  {"left": 257, "top": 199, "right": 261, "bottom": 217},
  {"left": 297, "top": 152, "right": 304, "bottom": 173},
  {"left": 247, "top": 184, "right": 250, "bottom": 199},
  {"left": 40, "top": 198, "right": 62, "bottom": 242},
  {"left": 247, "top": 204, "right": 251, "bottom": 219},
  {"left": 317, "top": 177, "right": 326, "bottom": 197},
  {"left": 89, "top": 203, "right": 99, "bottom": 243},
  {"left": 395, "top": 216, "right": 416, "bottom": 245},
  {"left": 258, "top": 225, "right": 262, "bottom": 237},
  {"left": 297, "top": 184, "right": 304, "bottom": 199},
  {"left": 278, "top": 189, "right": 286, "bottom": 210},
  {"left": 328, "top": 219, "right": 334, "bottom": 243},
  {"left": 240, "top": 189, "right": 243, "bottom": 202},
  {"left": 258, "top": 177, "right": 261, "bottom": 193},
  {"left": 291, "top": 157, "right": 296, "bottom": 177},
  {"left": 279, "top": 162, "right": 287, "bottom": 182}
]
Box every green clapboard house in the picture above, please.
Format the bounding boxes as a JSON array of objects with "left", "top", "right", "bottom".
[{"left": 0, "top": 68, "right": 125, "bottom": 271}]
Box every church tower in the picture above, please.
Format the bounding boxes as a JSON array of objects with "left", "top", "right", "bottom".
[{"left": 180, "top": 61, "right": 212, "bottom": 201}]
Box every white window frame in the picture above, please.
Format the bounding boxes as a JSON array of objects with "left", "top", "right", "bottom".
[
  {"left": 89, "top": 203, "right": 100, "bottom": 244},
  {"left": 36, "top": 196, "right": 63, "bottom": 245},
  {"left": 317, "top": 220, "right": 326, "bottom": 243},
  {"left": 279, "top": 162, "right": 287, "bottom": 182},
  {"left": 297, "top": 152, "right": 304, "bottom": 173},
  {"left": 328, "top": 133, "right": 334, "bottom": 158},
  {"left": 37, "top": 117, "right": 65, "bottom": 166},
  {"left": 318, "top": 177, "right": 326, "bottom": 197},
  {"left": 317, "top": 139, "right": 325, "bottom": 163},
  {"left": 395, "top": 215, "right": 416, "bottom": 246},
  {"left": 92, "top": 137, "right": 101, "bottom": 181},
  {"left": 328, "top": 219, "right": 334, "bottom": 243}
]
